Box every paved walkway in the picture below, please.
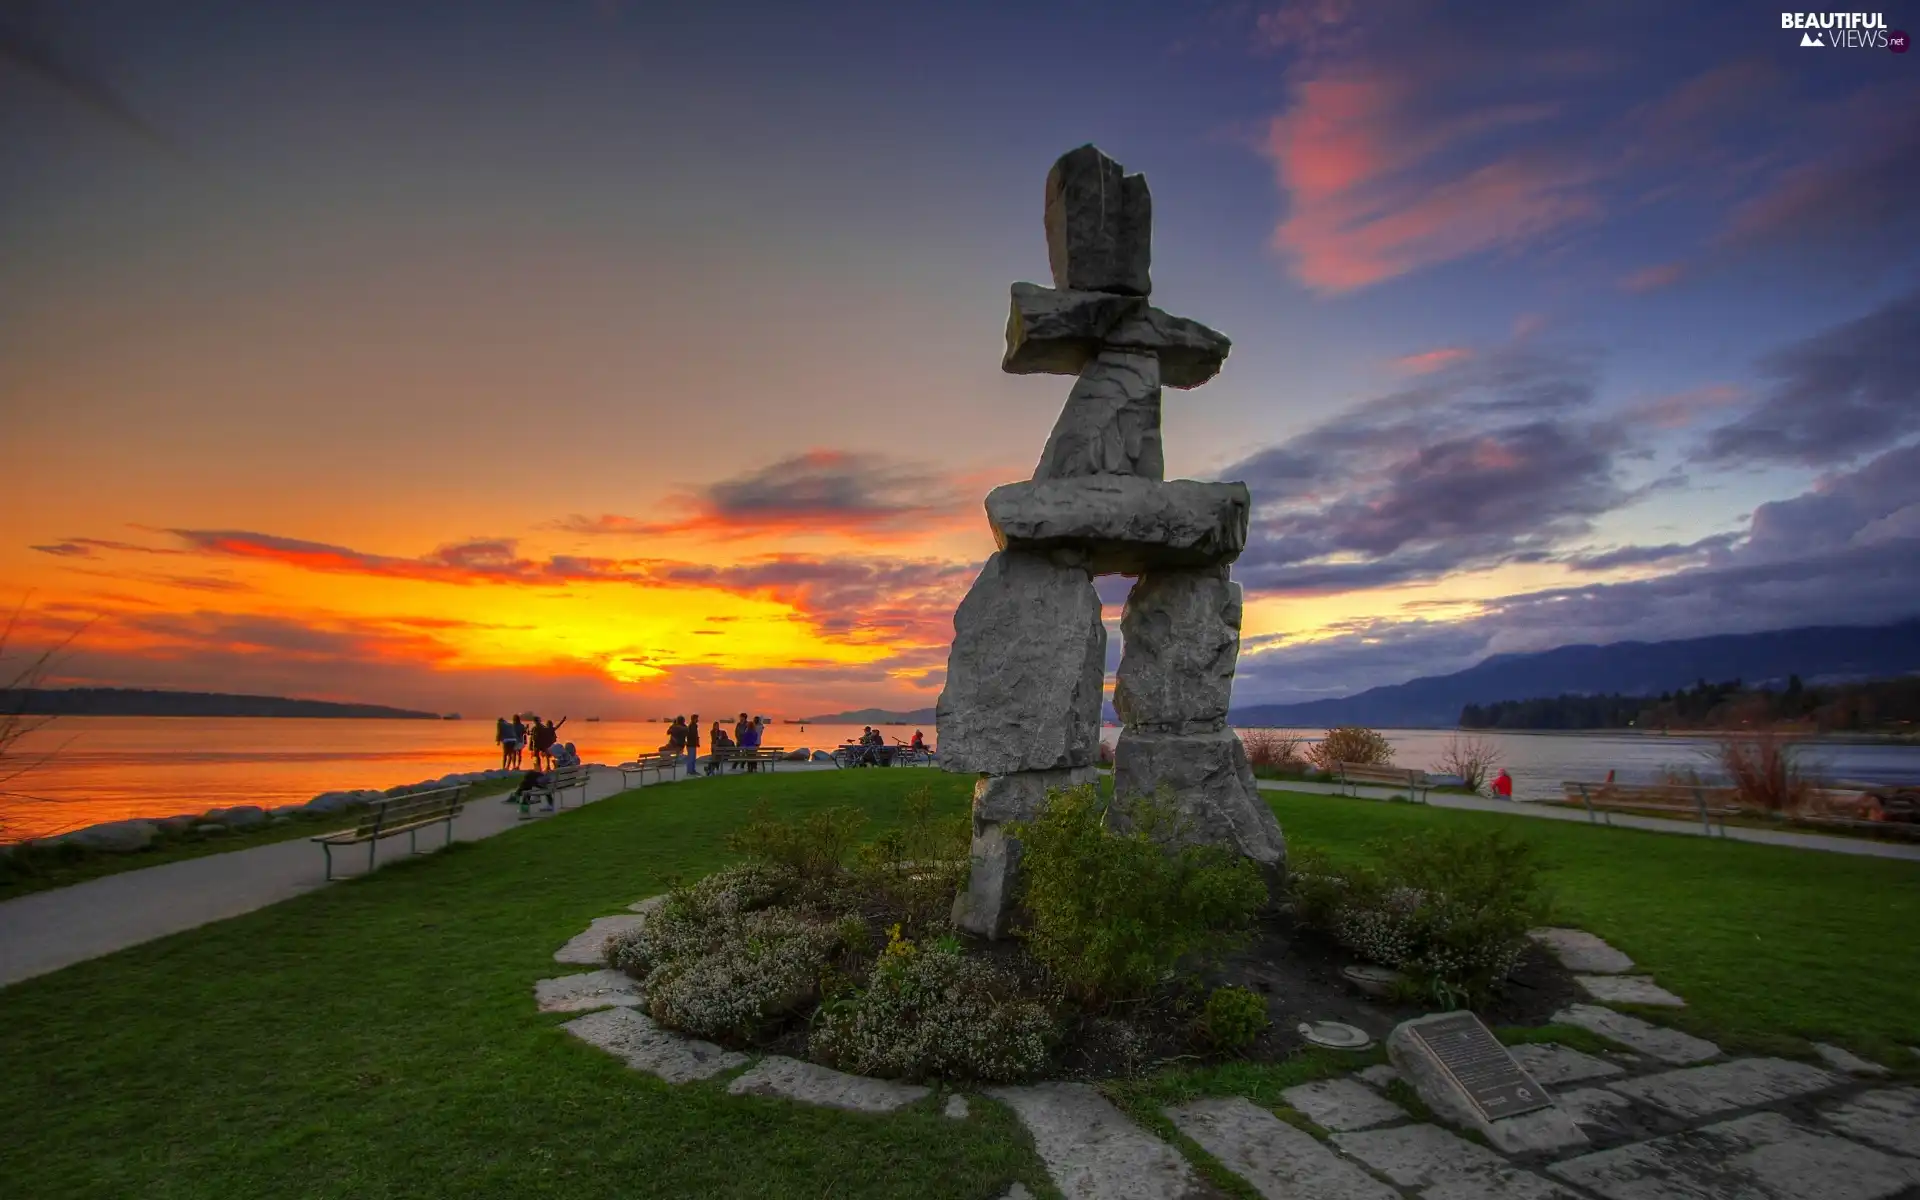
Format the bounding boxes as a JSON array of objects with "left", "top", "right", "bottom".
[
  {"left": 0, "top": 762, "right": 831, "bottom": 990},
  {"left": 1258, "top": 778, "right": 1920, "bottom": 862}
]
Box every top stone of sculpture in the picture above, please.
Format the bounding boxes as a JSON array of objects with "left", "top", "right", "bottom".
[{"left": 1046, "top": 144, "right": 1152, "bottom": 296}]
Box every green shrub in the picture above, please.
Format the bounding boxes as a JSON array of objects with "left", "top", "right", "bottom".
[
  {"left": 1306, "top": 726, "right": 1394, "bottom": 772},
  {"left": 725, "top": 804, "right": 866, "bottom": 880},
  {"left": 810, "top": 926, "right": 1054, "bottom": 1081},
  {"left": 1196, "top": 985, "right": 1269, "bottom": 1052},
  {"left": 1288, "top": 831, "right": 1551, "bottom": 1007},
  {"left": 1012, "top": 784, "right": 1266, "bottom": 1005},
  {"left": 853, "top": 786, "right": 968, "bottom": 933}
]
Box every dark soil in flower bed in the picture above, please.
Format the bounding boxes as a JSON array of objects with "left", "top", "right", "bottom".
[{"left": 746, "top": 904, "right": 1582, "bottom": 1082}]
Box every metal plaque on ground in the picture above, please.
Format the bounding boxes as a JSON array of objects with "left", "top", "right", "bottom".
[{"left": 1404, "top": 1012, "right": 1553, "bottom": 1121}]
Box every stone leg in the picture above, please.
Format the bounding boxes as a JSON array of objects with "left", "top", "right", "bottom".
[
  {"left": 934, "top": 551, "right": 1105, "bottom": 776},
  {"left": 1111, "top": 567, "right": 1285, "bottom": 888},
  {"left": 1032, "top": 350, "right": 1164, "bottom": 481},
  {"left": 952, "top": 767, "right": 1097, "bottom": 939}
]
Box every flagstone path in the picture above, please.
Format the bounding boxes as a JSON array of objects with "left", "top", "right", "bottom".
[{"left": 545, "top": 916, "right": 1920, "bottom": 1199}]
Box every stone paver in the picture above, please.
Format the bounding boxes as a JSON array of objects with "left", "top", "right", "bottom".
[
  {"left": 1529, "top": 928, "right": 1634, "bottom": 974},
  {"left": 1821, "top": 1087, "right": 1920, "bottom": 1159},
  {"left": 1550, "top": 1111, "right": 1920, "bottom": 1200},
  {"left": 999, "top": 1185, "right": 1033, "bottom": 1200},
  {"left": 1282, "top": 1077, "right": 1408, "bottom": 1131},
  {"left": 1605, "top": 1056, "right": 1842, "bottom": 1120},
  {"left": 1165, "top": 1096, "right": 1398, "bottom": 1200},
  {"left": 1330, "top": 1124, "right": 1578, "bottom": 1198},
  {"left": 946, "top": 1094, "right": 971, "bottom": 1120},
  {"left": 560, "top": 1006, "right": 746, "bottom": 1083},
  {"left": 988, "top": 1081, "right": 1205, "bottom": 1199},
  {"left": 727, "top": 1055, "right": 930, "bottom": 1113},
  {"left": 1574, "top": 975, "right": 1685, "bottom": 1007},
  {"left": 1551, "top": 1005, "right": 1720, "bottom": 1064},
  {"left": 1507, "top": 1042, "right": 1624, "bottom": 1086},
  {"left": 553, "top": 914, "right": 649, "bottom": 965},
  {"left": 1814, "top": 1043, "right": 1891, "bottom": 1077},
  {"left": 1553, "top": 1087, "right": 1637, "bottom": 1134},
  {"left": 628, "top": 894, "right": 667, "bottom": 916},
  {"left": 533, "top": 969, "right": 645, "bottom": 1012},
  {"left": 1356, "top": 1064, "right": 1401, "bottom": 1089}
]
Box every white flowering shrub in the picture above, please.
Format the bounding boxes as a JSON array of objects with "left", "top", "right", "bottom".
[
  {"left": 1288, "top": 833, "right": 1549, "bottom": 1007},
  {"left": 643, "top": 908, "right": 844, "bottom": 1041},
  {"left": 607, "top": 862, "right": 797, "bottom": 978},
  {"left": 811, "top": 928, "right": 1055, "bottom": 1082}
]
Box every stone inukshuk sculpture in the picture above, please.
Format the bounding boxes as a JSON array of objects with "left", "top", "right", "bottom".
[{"left": 938, "top": 144, "right": 1287, "bottom": 939}]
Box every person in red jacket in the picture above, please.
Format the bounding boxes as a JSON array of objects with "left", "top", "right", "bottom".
[{"left": 1492, "top": 769, "right": 1514, "bottom": 799}]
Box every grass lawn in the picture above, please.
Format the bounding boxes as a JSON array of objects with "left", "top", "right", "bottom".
[
  {"left": 0, "top": 780, "right": 516, "bottom": 900},
  {"left": 2, "top": 773, "right": 1915, "bottom": 1199}
]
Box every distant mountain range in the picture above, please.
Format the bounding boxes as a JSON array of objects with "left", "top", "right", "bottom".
[
  {"left": 797, "top": 706, "right": 937, "bottom": 724},
  {"left": 1229, "top": 618, "right": 1920, "bottom": 729},
  {"left": 2, "top": 688, "right": 445, "bottom": 719}
]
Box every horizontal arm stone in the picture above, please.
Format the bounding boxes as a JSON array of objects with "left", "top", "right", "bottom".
[
  {"left": 1001, "top": 283, "right": 1145, "bottom": 376},
  {"left": 1106, "top": 307, "right": 1232, "bottom": 389},
  {"left": 986, "top": 476, "right": 1251, "bottom": 574}
]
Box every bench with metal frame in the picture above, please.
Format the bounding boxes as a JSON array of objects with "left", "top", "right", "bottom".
[
  {"left": 312, "top": 784, "right": 470, "bottom": 880},
  {"left": 615, "top": 754, "right": 681, "bottom": 788},
  {"left": 1334, "top": 761, "right": 1432, "bottom": 802},
  {"left": 1562, "top": 780, "right": 1735, "bottom": 836},
  {"left": 520, "top": 764, "right": 595, "bottom": 811}
]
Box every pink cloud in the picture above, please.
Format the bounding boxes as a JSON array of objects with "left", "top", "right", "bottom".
[
  {"left": 1261, "top": 74, "right": 1596, "bottom": 292},
  {"left": 1619, "top": 262, "right": 1684, "bottom": 293},
  {"left": 1389, "top": 346, "right": 1471, "bottom": 375},
  {"left": 1620, "top": 384, "right": 1744, "bottom": 431}
]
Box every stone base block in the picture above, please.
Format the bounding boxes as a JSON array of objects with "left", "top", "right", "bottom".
[
  {"left": 936, "top": 551, "right": 1105, "bottom": 775},
  {"left": 1111, "top": 728, "right": 1285, "bottom": 882}
]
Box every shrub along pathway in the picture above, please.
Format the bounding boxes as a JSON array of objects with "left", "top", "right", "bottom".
[
  {"left": 0, "top": 763, "right": 833, "bottom": 989},
  {"left": 1253, "top": 779, "right": 1920, "bottom": 862},
  {"left": 546, "top": 912, "right": 1920, "bottom": 1200}
]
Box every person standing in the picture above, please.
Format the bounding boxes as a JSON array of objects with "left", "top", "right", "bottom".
[
  {"left": 508, "top": 714, "right": 528, "bottom": 769},
  {"left": 665, "top": 716, "right": 687, "bottom": 757},
  {"left": 685, "top": 712, "right": 701, "bottom": 777},
  {"left": 495, "top": 716, "right": 512, "bottom": 769}
]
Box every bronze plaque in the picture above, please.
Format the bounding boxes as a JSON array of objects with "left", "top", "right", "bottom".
[{"left": 1407, "top": 1012, "right": 1553, "bottom": 1122}]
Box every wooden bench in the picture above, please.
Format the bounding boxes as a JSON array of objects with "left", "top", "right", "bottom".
[
  {"left": 520, "top": 764, "right": 595, "bottom": 811},
  {"left": 616, "top": 754, "right": 681, "bottom": 787},
  {"left": 1334, "top": 762, "right": 1432, "bottom": 802},
  {"left": 313, "top": 784, "right": 469, "bottom": 880},
  {"left": 1561, "top": 781, "right": 1737, "bottom": 835},
  {"left": 721, "top": 746, "right": 785, "bottom": 772}
]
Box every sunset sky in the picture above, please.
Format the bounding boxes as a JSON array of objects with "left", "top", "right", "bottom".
[{"left": 3, "top": 0, "right": 1917, "bottom": 719}]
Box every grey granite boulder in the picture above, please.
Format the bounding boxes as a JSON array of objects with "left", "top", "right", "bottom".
[
  {"left": 986, "top": 477, "right": 1250, "bottom": 574},
  {"left": 1106, "top": 305, "right": 1231, "bottom": 388},
  {"left": 1114, "top": 567, "right": 1241, "bottom": 730},
  {"left": 936, "top": 552, "right": 1105, "bottom": 775},
  {"left": 1111, "top": 727, "right": 1285, "bottom": 883},
  {"left": 1002, "top": 282, "right": 1144, "bottom": 376},
  {"left": 217, "top": 805, "right": 268, "bottom": 828},
  {"left": 1033, "top": 350, "right": 1163, "bottom": 480},
  {"left": 973, "top": 767, "right": 1099, "bottom": 826},
  {"left": 70, "top": 819, "right": 158, "bottom": 853},
  {"left": 1044, "top": 144, "right": 1151, "bottom": 295},
  {"left": 155, "top": 815, "right": 197, "bottom": 835}
]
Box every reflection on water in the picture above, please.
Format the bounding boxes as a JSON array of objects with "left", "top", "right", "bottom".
[{"left": 3, "top": 717, "right": 1916, "bottom": 842}]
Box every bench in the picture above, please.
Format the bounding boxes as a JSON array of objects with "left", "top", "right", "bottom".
[
  {"left": 616, "top": 754, "right": 682, "bottom": 787},
  {"left": 1561, "top": 781, "right": 1737, "bottom": 836},
  {"left": 1333, "top": 761, "right": 1432, "bottom": 802},
  {"left": 313, "top": 784, "right": 469, "bottom": 880},
  {"left": 720, "top": 747, "right": 785, "bottom": 772},
  {"left": 520, "top": 764, "right": 595, "bottom": 812}
]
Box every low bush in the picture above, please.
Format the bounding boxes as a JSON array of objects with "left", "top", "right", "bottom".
[
  {"left": 1289, "top": 831, "right": 1550, "bottom": 1008},
  {"left": 853, "top": 786, "right": 967, "bottom": 933},
  {"left": 1195, "top": 985, "right": 1268, "bottom": 1052},
  {"left": 1306, "top": 726, "right": 1394, "bottom": 772},
  {"left": 1710, "top": 729, "right": 1818, "bottom": 814},
  {"left": 1013, "top": 784, "right": 1266, "bottom": 1005},
  {"left": 1239, "top": 728, "right": 1305, "bottom": 771},
  {"left": 810, "top": 926, "right": 1054, "bottom": 1081},
  {"left": 725, "top": 804, "right": 866, "bottom": 880},
  {"left": 1432, "top": 733, "right": 1499, "bottom": 793},
  {"left": 644, "top": 907, "right": 845, "bottom": 1041}
]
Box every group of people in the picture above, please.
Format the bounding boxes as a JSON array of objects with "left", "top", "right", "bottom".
[
  {"left": 494, "top": 714, "right": 570, "bottom": 771},
  {"left": 660, "top": 712, "right": 769, "bottom": 776},
  {"left": 842, "top": 726, "right": 928, "bottom": 767}
]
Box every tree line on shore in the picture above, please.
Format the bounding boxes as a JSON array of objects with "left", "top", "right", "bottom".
[{"left": 1458, "top": 675, "right": 1920, "bottom": 733}]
